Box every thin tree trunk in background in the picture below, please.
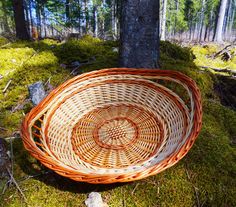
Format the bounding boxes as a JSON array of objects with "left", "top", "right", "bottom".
[
  {"left": 24, "top": 0, "right": 30, "bottom": 35},
  {"left": 101, "top": 0, "right": 106, "bottom": 38},
  {"left": 93, "top": 5, "right": 98, "bottom": 37},
  {"left": 84, "top": 0, "right": 89, "bottom": 34},
  {"left": 223, "top": 0, "right": 230, "bottom": 39},
  {"left": 120, "top": 0, "right": 160, "bottom": 68},
  {"left": 66, "top": 0, "right": 70, "bottom": 23},
  {"left": 160, "top": 0, "right": 167, "bottom": 40},
  {"left": 111, "top": 0, "right": 118, "bottom": 39},
  {"left": 228, "top": 3, "right": 235, "bottom": 41},
  {"left": 199, "top": 0, "right": 205, "bottom": 41},
  {"left": 214, "top": 0, "right": 228, "bottom": 42},
  {"left": 77, "top": 0, "right": 82, "bottom": 35},
  {"left": 174, "top": 0, "right": 179, "bottom": 37},
  {"left": 13, "top": 0, "right": 30, "bottom": 40},
  {"left": 51, "top": 26, "right": 54, "bottom": 36},
  {"left": 42, "top": 5, "right": 47, "bottom": 37},
  {"left": 204, "top": 25, "right": 208, "bottom": 41},
  {"left": 35, "top": 1, "right": 42, "bottom": 38},
  {"left": 29, "top": 0, "right": 33, "bottom": 37}
]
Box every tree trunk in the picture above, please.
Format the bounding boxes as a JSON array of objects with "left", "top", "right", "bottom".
[
  {"left": 84, "top": 0, "right": 89, "bottom": 34},
  {"left": 42, "top": 5, "right": 47, "bottom": 37},
  {"left": 111, "top": 0, "right": 118, "bottom": 39},
  {"left": 160, "top": 0, "right": 167, "bottom": 40},
  {"left": 24, "top": 0, "right": 30, "bottom": 35},
  {"left": 13, "top": 0, "right": 30, "bottom": 40},
  {"left": 66, "top": 0, "right": 70, "bottom": 24},
  {"left": 29, "top": 0, "right": 33, "bottom": 37},
  {"left": 199, "top": 0, "right": 205, "bottom": 42},
  {"left": 228, "top": 0, "right": 235, "bottom": 41},
  {"left": 214, "top": 0, "right": 228, "bottom": 42},
  {"left": 120, "top": 0, "right": 160, "bottom": 68},
  {"left": 35, "top": 1, "right": 42, "bottom": 38},
  {"left": 174, "top": 0, "right": 179, "bottom": 37},
  {"left": 93, "top": 5, "right": 98, "bottom": 37}
]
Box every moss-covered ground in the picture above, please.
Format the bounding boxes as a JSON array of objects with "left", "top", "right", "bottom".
[
  {"left": 191, "top": 44, "right": 236, "bottom": 70},
  {"left": 0, "top": 37, "right": 236, "bottom": 207}
]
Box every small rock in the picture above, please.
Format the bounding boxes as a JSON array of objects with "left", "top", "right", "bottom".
[
  {"left": 11, "top": 59, "right": 16, "bottom": 63},
  {"left": 85, "top": 192, "right": 108, "bottom": 207},
  {"left": 0, "top": 74, "right": 3, "bottom": 80},
  {"left": 71, "top": 61, "right": 80, "bottom": 67},
  {"left": 112, "top": 47, "right": 119, "bottom": 52},
  {"left": 28, "top": 81, "right": 46, "bottom": 105}
]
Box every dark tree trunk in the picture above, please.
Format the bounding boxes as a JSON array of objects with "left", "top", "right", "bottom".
[
  {"left": 24, "top": 0, "right": 30, "bottom": 34},
  {"left": 35, "top": 1, "right": 42, "bottom": 38},
  {"left": 66, "top": 0, "right": 70, "bottom": 23},
  {"left": 120, "top": 0, "right": 160, "bottom": 68},
  {"left": 13, "top": 0, "right": 30, "bottom": 40},
  {"left": 29, "top": 0, "right": 34, "bottom": 36}
]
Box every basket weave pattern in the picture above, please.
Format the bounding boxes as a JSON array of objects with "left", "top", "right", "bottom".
[{"left": 21, "top": 68, "right": 202, "bottom": 184}]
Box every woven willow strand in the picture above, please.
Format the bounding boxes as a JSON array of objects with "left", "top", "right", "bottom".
[{"left": 21, "top": 68, "right": 202, "bottom": 184}]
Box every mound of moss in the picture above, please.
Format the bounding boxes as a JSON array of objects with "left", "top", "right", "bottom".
[{"left": 0, "top": 37, "right": 236, "bottom": 207}]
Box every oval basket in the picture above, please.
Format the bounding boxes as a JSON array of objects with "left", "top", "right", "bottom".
[{"left": 21, "top": 68, "right": 202, "bottom": 184}]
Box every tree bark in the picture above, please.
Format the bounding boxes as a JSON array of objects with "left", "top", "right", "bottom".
[
  {"left": 93, "top": 5, "right": 98, "bottom": 37},
  {"left": 214, "top": 0, "right": 228, "bottom": 42},
  {"left": 120, "top": 0, "right": 160, "bottom": 68},
  {"left": 66, "top": 0, "right": 70, "bottom": 24},
  {"left": 111, "top": 0, "right": 118, "bottom": 39},
  {"left": 199, "top": 0, "right": 205, "bottom": 41},
  {"left": 13, "top": 0, "right": 30, "bottom": 40}
]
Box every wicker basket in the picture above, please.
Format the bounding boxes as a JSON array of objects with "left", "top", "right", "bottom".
[{"left": 21, "top": 68, "right": 202, "bottom": 184}]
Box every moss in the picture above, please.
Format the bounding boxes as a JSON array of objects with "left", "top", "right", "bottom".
[
  {"left": 0, "top": 39, "right": 236, "bottom": 207},
  {"left": 53, "top": 35, "right": 118, "bottom": 71},
  {"left": 192, "top": 45, "right": 236, "bottom": 70},
  {"left": 0, "top": 36, "right": 9, "bottom": 46}
]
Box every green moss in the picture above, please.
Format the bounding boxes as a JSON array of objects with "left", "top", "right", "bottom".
[
  {"left": 192, "top": 45, "right": 236, "bottom": 70},
  {"left": 0, "top": 39, "right": 236, "bottom": 207},
  {"left": 53, "top": 35, "right": 118, "bottom": 71},
  {"left": 0, "top": 36, "right": 9, "bottom": 46},
  {"left": 160, "top": 41, "right": 194, "bottom": 62}
]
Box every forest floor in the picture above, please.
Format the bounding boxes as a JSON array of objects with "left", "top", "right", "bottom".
[{"left": 0, "top": 36, "right": 236, "bottom": 207}]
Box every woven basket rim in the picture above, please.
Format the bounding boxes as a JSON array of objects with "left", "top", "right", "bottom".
[{"left": 21, "top": 68, "right": 202, "bottom": 183}]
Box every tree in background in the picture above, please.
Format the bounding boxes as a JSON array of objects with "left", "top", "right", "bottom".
[
  {"left": 13, "top": 0, "right": 30, "bottom": 40},
  {"left": 214, "top": 0, "right": 228, "bottom": 42},
  {"left": 120, "top": 0, "right": 160, "bottom": 68},
  {"left": 0, "top": 0, "right": 235, "bottom": 42}
]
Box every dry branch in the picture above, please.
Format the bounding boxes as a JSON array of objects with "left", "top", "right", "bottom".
[
  {"left": 2, "top": 79, "right": 12, "bottom": 93},
  {"left": 213, "top": 44, "right": 235, "bottom": 58},
  {"left": 199, "top": 66, "right": 236, "bottom": 75}
]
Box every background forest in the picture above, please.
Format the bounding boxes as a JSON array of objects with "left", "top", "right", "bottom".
[{"left": 0, "top": 0, "right": 235, "bottom": 42}]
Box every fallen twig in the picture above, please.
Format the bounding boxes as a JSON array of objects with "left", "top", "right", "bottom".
[
  {"left": 0, "top": 42, "right": 11, "bottom": 48},
  {"left": 18, "top": 171, "right": 50, "bottom": 183},
  {"left": 2, "top": 79, "right": 12, "bottom": 93},
  {"left": 213, "top": 44, "right": 235, "bottom": 58},
  {"left": 6, "top": 168, "right": 27, "bottom": 202},
  {"left": 11, "top": 99, "right": 30, "bottom": 113},
  {"left": 199, "top": 66, "right": 236, "bottom": 75},
  {"left": 131, "top": 183, "right": 140, "bottom": 195}
]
